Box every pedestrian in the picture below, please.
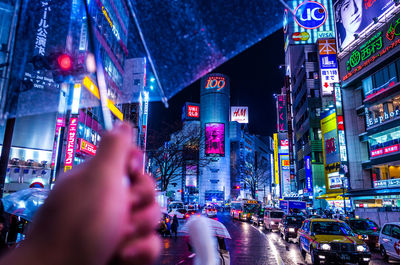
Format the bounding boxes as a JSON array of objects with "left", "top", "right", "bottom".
[{"left": 171, "top": 215, "right": 179, "bottom": 238}]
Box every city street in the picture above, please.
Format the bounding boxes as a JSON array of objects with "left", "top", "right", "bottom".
[{"left": 156, "top": 213, "right": 392, "bottom": 265}]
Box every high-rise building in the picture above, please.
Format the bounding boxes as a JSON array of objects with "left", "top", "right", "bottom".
[
  {"left": 283, "top": 0, "right": 336, "bottom": 208},
  {"left": 199, "top": 73, "right": 231, "bottom": 204}
]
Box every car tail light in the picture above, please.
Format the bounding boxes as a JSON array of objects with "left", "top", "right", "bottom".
[{"left": 185, "top": 214, "right": 189, "bottom": 218}]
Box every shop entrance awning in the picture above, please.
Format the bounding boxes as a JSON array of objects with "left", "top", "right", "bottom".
[
  {"left": 345, "top": 187, "right": 400, "bottom": 197},
  {"left": 316, "top": 192, "right": 348, "bottom": 200}
]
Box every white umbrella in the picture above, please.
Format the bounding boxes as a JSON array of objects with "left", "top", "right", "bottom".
[{"left": 181, "top": 216, "right": 231, "bottom": 239}]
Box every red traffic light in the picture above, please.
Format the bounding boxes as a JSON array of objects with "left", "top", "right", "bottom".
[{"left": 57, "top": 54, "right": 72, "bottom": 71}]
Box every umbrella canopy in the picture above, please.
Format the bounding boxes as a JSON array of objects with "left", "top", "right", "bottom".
[
  {"left": 1, "top": 0, "right": 286, "bottom": 119},
  {"left": 2, "top": 188, "right": 49, "bottom": 222},
  {"left": 182, "top": 216, "right": 231, "bottom": 239}
]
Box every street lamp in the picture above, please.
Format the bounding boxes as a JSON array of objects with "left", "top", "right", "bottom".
[{"left": 339, "top": 167, "right": 347, "bottom": 217}]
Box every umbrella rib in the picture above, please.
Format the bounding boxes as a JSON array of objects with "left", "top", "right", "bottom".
[{"left": 126, "top": 1, "right": 169, "bottom": 108}]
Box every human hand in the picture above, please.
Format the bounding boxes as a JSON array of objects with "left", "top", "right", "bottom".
[{"left": 1, "top": 123, "right": 161, "bottom": 265}]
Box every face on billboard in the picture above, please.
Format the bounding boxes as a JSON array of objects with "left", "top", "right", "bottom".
[
  {"left": 205, "top": 123, "right": 225, "bottom": 156},
  {"left": 335, "top": 0, "right": 395, "bottom": 50}
]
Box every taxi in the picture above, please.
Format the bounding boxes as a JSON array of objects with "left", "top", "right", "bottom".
[{"left": 298, "top": 218, "right": 371, "bottom": 265}]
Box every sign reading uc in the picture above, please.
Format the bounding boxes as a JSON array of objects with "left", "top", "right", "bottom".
[{"left": 294, "top": 1, "right": 327, "bottom": 30}]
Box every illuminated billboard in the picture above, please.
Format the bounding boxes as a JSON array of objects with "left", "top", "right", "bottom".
[
  {"left": 231, "top": 106, "right": 248, "bottom": 123},
  {"left": 205, "top": 123, "right": 225, "bottom": 156},
  {"left": 273, "top": 133, "right": 290, "bottom": 198},
  {"left": 334, "top": 0, "right": 395, "bottom": 51},
  {"left": 277, "top": 95, "right": 287, "bottom": 132},
  {"left": 321, "top": 109, "right": 340, "bottom": 166},
  {"left": 318, "top": 39, "right": 339, "bottom": 96},
  {"left": 186, "top": 165, "right": 197, "bottom": 187},
  {"left": 285, "top": 0, "right": 335, "bottom": 45},
  {"left": 339, "top": 12, "right": 400, "bottom": 82}
]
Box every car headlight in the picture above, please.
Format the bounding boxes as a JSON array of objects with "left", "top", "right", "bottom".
[
  {"left": 320, "top": 243, "right": 331, "bottom": 251},
  {"left": 270, "top": 221, "right": 275, "bottom": 225},
  {"left": 289, "top": 228, "right": 295, "bottom": 232},
  {"left": 357, "top": 245, "right": 367, "bottom": 252}
]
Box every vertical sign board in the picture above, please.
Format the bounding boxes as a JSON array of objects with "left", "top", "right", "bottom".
[
  {"left": 305, "top": 156, "right": 313, "bottom": 195},
  {"left": 334, "top": 83, "right": 348, "bottom": 163},
  {"left": 318, "top": 39, "right": 339, "bottom": 96},
  {"left": 277, "top": 95, "right": 287, "bottom": 132},
  {"left": 64, "top": 117, "right": 78, "bottom": 172},
  {"left": 273, "top": 134, "right": 280, "bottom": 198}
]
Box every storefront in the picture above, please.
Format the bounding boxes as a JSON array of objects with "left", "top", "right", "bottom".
[{"left": 336, "top": 5, "right": 400, "bottom": 225}]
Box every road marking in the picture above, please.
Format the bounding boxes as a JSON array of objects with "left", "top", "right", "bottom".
[{"left": 248, "top": 223, "right": 285, "bottom": 265}]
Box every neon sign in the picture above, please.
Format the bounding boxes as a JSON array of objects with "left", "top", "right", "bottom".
[
  {"left": 187, "top": 105, "right": 199, "bottom": 118},
  {"left": 294, "top": 1, "right": 327, "bottom": 30},
  {"left": 78, "top": 138, "right": 97, "bottom": 156},
  {"left": 64, "top": 117, "right": 78, "bottom": 172},
  {"left": 204, "top": 76, "right": 226, "bottom": 91},
  {"left": 342, "top": 15, "right": 400, "bottom": 81}
]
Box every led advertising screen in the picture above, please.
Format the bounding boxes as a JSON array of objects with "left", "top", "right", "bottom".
[
  {"left": 185, "top": 165, "right": 197, "bottom": 187},
  {"left": 205, "top": 123, "right": 225, "bottom": 156},
  {"left": 334, "top": 0, "right": 395, "bottom": 51},
  {"left": 231, "top": 106, "right": 249, "bottom": 123}
]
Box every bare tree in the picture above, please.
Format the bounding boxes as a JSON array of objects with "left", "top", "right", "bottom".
[
  {"left": 148, "top": 122, "right": 207, "bottom": 192},
  {"left": 243, "top": 156, "right": 270, "bottom": 199}
]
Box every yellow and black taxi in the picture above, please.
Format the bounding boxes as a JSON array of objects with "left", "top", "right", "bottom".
[{"left": 298, "top": 218, "right": 371, "bottom": 265}]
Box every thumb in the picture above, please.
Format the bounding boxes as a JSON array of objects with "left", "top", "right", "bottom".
[{"left": 94, "top": 123, "right": 134, "bottom": 180}]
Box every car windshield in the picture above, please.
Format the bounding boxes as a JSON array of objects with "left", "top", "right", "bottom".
[
  {"left": 311, "top": 221, "right": 354, "bottom": 236},
  {"left": 349, "top": 220, "right": 379, "bottom": 231},
  {"left": 244, "top": 204, "right": 260, "bottom": 213},
  {"left": 270, "top": 211, "right": 284, "bottom": 218},
  {"left": 286, "top": 216, "right": 304, "bottom": 226}
]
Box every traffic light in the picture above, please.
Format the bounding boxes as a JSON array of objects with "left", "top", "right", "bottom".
[{"left": 57, "top": 54, "right": 73, "bottom": 72}]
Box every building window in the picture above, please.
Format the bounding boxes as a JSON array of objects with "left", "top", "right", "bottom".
[{"left": 307, "top": 52, "right": 318, "bottom": 62}]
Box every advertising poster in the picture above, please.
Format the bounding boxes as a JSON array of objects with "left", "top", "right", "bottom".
[
  {"left": 231, "top": 106, "right": 249, "bottom": 123},
  {"left": 205, "top": 123, "right": 225, "bottom": 156},
  {"left": 185, "top": 165, "right": 197, "bottom": 187},
  {"left": 334, "top": 0, "right": 395, "bottom": 51},
  {"left": 280, "top": 154, "right": 291, "bottom": 197},
  {"left": 286, "top": 0, "right": 335, "bottom": 45},
  {"left": 321, "top": 109, "right": 340, "bottom": 166}
]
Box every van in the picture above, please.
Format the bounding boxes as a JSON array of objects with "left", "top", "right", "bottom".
[
  {"left": 379, "top": 222, "right": 400, "bottom": 262},
  {"left": 264, "top": 209, "right": 284, "bottom": 231}
]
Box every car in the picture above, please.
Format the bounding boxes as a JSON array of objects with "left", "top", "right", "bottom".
[
  {"left": 184, "top": 209, "right": 198, "bottom": 218},
  {"left": 251, "top": 209, "right": 265, "bottom": 226},
  {"left": 168, "top": 208, "right": 187, "bottom": 219},
  {"left": 379, "top": 222, "right": 400, "bottom": 262},
  {"left": 279, "top": 215, "right": 305, "bottom": 242},
  {"left": 298, "top": 218, "right": 371, "bottom": 265},
  {"left": 205, "top": 206, "right": 217, "bottom": 217},
  {"left": 345, "top": 218, "right": 380, "bottom": 250},
  {"left": 264, "top": 209, "right": 284, "bottom": 231}
]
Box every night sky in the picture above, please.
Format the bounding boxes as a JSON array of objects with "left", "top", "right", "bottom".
[{"left": 148, "top": 30, "right": 284, "bottom": 145}]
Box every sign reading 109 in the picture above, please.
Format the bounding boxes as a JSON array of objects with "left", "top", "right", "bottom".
[{"left": 294, "top": 1, "right": 327, "bottom": 30}]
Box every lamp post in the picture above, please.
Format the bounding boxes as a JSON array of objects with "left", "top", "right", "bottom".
[{"left": 339, "top": 167, "right": 347, "bottom": 217}]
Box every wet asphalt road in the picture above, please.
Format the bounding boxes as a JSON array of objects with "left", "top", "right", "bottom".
[{"left": 156, "top": 212, "right": 396, "bottom": 265}]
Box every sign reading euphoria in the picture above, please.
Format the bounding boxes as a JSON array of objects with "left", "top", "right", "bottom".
[
  {"left": 341, "top": 14, "right": 400, "bottom": 82},
  {"left": 294, "top": 1, "right": 327, "bottom": 29},
  {"left": 231, "top": 106, "right": 248, "bottom": 123}
]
